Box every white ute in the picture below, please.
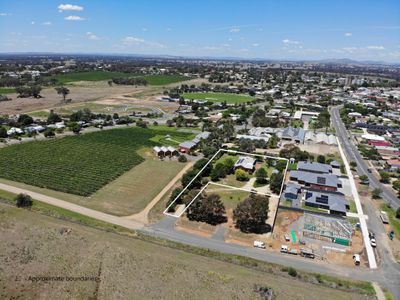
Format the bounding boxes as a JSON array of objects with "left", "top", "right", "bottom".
[{"left": 253, "top": 241, "right": 266, "bottom": 249}]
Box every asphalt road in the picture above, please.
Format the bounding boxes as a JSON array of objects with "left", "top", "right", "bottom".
[
  {"left": 145, "top": 216, "right": 400, "bottom": 300},
  {"left": 331, "top": 105, "right": 400, "bottom": 210}
]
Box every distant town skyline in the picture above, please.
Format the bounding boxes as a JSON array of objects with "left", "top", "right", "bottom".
[{"left": 0, "top": 0, "right": 399, "bottom": 62}]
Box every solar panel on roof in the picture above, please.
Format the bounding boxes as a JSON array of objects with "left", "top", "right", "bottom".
[{"left": 317, "top": 177, "right": 326, "bottom": 184}]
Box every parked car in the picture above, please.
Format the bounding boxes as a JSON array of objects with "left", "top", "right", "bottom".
[
  {"left": 253, "top": 241, "right": 266, "bottom": 249},
  {"left": 369, "top": 231, "right": 375, "bottom": 239},
  {"left": 370, "top": 238, "right": 377, "bottom": 248}
]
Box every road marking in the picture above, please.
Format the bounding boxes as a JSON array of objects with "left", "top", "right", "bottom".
[{"left": 336, "top": 136, "right": 377, "bottom": 269}]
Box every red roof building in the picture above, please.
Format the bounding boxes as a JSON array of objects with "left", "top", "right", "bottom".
[{"left": 368, "top": 140, "right": 392, "bottom": 147}]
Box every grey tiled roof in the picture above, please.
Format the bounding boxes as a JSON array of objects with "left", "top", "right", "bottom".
[
  {"left": 298, "top": 161, "right": 332, "bottom": 174},
  {"left": 282, "top": 127, "right": 305, "bottom": 142},
  {"left": 290, "top": 170, "right": 340, "bottom": 188}
]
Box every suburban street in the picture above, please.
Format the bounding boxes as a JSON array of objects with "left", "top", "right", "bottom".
[{"left": 331, "top": 105, "right": 400, "bottom": 210}]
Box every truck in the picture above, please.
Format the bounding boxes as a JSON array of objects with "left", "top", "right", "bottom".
[
  {"left": 253, "top": 241, "right": 266, "bottom": 249},
  {"left": 300, "top": 248, "right": 315, "bottom": 259},
  {"left": 280, "top": 245, "right": 298, "bottom": 255}
]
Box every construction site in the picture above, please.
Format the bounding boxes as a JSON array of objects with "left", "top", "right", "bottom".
[
  {"left": 302, "top": 213, "right": 353, "bottom": 246},
  {"left": 271, "top": 209, "right": 366, "bottom": 267}
]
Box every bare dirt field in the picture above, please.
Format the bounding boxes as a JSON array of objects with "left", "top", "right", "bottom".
[
  {"left": 0, "top": 203, "right": 373, "bottom": 299},
  {"left": 0, "top": 78, "right": 204, "bottom": 115}
]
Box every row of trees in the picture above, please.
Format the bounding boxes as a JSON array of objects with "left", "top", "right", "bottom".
[
  {"left": 111, "top": 77, "right": 147, "bottom": 86},
  {"left": 16, "top": 85, "right": 42, "bottom": 98}
]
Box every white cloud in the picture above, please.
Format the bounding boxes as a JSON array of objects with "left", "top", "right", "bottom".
[
  {"left": 0, "top": 12, "right": 11, "bottom": 16},
  {"left": 121, "top": 36, "right": 165, "bottom": 48},
  {"left": 252, "top": 43, "right": 260, "bottom": 47},
  {"left": 64, "top": 15, "right": 85, "bottom": 21},
  {"left": 31, "top": 21, "right": 35, "bottom": 25},
  {"left": 42, "top": 21, "right": 52, "bottom": 26},
  {"left": 366, "top": 45, "right": 385, "bottom": 50},
  {"left": 86, "top": 32, "right": 100, "bottom": 40},
  {"left": 166, "top": 27, "right": 172, "bottom": 31},
  {"left": 342, "top": 47, "right": 357, "bottom": 52},
  {"left": 142, "top": 27, "right": 148, "bottom": 32},
  {"left": 344, "top": 32, "right": 352, "bottom": 37},
  {"left": 230, "top": 28, "right": 240, "bottom": 33},
  {"left": 58, "top": 4, "right": 84, "bottom": 12},
  {"left": 282, "top": 38, "right": 300, "bottom": 45}
]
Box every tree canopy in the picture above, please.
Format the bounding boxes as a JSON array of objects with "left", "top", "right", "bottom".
[
  {"left": 233, "top": 194, "right": 269, "bottom": 233},
  {"left": 186, "top": 193, "right": 227, "bottom": 225}
]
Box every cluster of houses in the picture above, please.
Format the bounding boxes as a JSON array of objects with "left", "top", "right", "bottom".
[
  {"left": 361, "top": 133, "right": 400, "bottom": 171},
  {"left": 238, "top": 126, "right": 337, "bottom": 145},
  {"left": 283, "top": 161, "right": 349, "bottom": 215}
]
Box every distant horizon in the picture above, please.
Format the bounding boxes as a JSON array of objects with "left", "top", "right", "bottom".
[
  {"left": 0, "top": 51, "right": 398, "bottom": 65},
  {"left": 1, "top": 1, "right": 399, "bottom": 63}
]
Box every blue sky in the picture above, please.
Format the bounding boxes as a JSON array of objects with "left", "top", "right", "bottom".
[{"left": 0, "top": 0, "right": 399, "bottom": 62}]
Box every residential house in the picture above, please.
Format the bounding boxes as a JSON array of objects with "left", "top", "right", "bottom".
[
  {"left": 281, "top": 127, "right": 306, "bottom": 144},
  {"left": 297, "top": 161, "right": 332, "bottom": 174},
  {"left": 289, "top": 170, "right": 341, "bottom": 192},
  {"left": 304, "top": 190, "right": 349, "bottom": 216},
  {"left": 386, "top": 159, "right": 400, "bottom": 172},
  {"left": 234, "top": 156, "right": 256, "bottom": 173},
  {"left": 283, "top": 183, "right": 301, "bottom": 201}
]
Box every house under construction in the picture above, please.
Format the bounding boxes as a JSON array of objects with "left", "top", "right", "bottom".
[{"left": 302, "top": 213, "right": 353, "bottom": 246}]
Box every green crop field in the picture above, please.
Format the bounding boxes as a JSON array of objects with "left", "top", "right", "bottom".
[
  {"left": 142, "top": 74, "right": 191, "bottom": 85},
  {"left": 183, "top": 92, "right": 255, "bottom": 104},
  {"left": 50, "top": 71, "right": 138, "bottom": 83},
  {"left": 0, "top": 127, "right": 193, "bottom": 196},
  {"left": 46, "top": 71, "right": 191, "bottom": 85},
  {"left": 0, "top": 88, "right": 16, "bottom": 94}
]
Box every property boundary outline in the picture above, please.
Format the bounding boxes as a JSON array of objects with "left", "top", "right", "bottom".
[{"left": 163, "top": 148, "right": 289, "bottom": 218}]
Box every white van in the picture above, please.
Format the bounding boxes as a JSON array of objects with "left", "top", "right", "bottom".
[
  {"left": 353, "top": 254, "right": 360, "bottom": 266},
  {"left": 253, "top": 241, "right": 266, "bottom": 249}
]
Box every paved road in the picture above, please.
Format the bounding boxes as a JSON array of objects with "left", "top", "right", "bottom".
[
  {"left": 145, "top": 216, "right": 400, "bottom": 299},
  {"left": 330, "top": 105, "right": 400, "bottom": 298},
  {"left": 331, "top": 105, "right": 400, "bottom": 210}
]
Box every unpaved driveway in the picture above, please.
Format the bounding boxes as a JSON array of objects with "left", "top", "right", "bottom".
[{"left": 0, "top": 183, "right": 143, "bottom": 230}]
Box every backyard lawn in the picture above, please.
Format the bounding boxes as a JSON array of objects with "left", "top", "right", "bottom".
[{"left": 183, "top": 92, "right": 255, "bottom": 104}]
